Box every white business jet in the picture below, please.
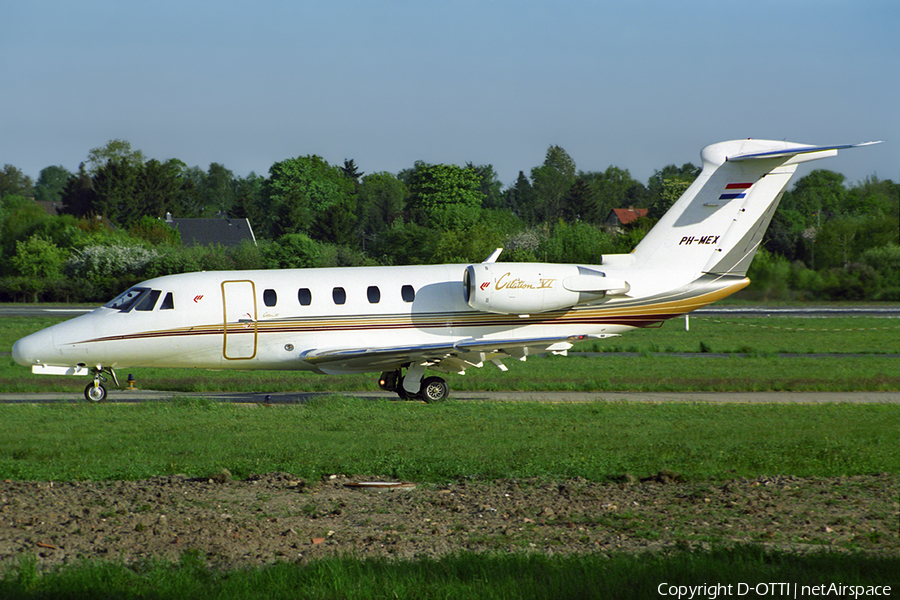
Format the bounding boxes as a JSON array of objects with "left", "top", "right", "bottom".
[{"left": 13, "top": 139, "right": 880, "bottom": 402}]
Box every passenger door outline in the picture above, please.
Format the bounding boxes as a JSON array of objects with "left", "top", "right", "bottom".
[{"left": 222, "top": 280, "right": 258, "bottom": 360}]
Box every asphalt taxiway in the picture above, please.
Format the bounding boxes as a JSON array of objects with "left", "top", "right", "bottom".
[{"left": 1, "top": 389, "right": 898, "bottom": 404}]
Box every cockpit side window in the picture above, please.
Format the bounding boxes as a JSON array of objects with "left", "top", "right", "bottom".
[
  {"left": 104, "top": 287, "right": 149, "bottom": 312},
  {"left": 160, "top": 292, "right": 175, "bottom": 310},
  {"left": 134, "top": 290, "right": 161, "bottom": 311}
]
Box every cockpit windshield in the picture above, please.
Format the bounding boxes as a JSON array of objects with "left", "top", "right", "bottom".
[
  {"left": 104, "top": 288, "right": 174, "bottom": 312},
  {"left": 104, "top": 287, "right": 150, "bottom": 312}
]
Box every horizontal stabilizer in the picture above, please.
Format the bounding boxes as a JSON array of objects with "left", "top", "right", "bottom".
[{"left": 727, "top": 141, "right": 882, "bottom": 162}]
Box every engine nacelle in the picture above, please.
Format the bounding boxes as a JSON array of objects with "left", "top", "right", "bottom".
[{"left": 463, "top": 263, "right": 629, "bottom": 315}]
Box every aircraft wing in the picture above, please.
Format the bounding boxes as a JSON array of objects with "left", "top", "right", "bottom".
[{"left": 298, "top": 334, "right": 609, "bottom": 375}]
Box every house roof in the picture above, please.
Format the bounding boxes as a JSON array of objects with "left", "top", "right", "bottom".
[
  {"left": 166, "top": 217, "right": 257, "bottom": 248},
  {"left": 609, "top": 207, "right": 648, "bottom": 225}
]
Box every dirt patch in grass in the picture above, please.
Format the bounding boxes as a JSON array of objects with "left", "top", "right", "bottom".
[{"left": 1, "top": 473, "right": 896, "bottom": 569}]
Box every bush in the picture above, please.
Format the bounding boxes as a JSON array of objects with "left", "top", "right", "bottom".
[
  {"left": 229, "top": 240, "right": 266, "bottom": 270},
  {"left": 820, "top": 263, "right": 878, "bottom": 301},
  {"left": 861, "top": 244, "right": 900, "bottom": 297},
  {"left": 128, "top": 216, "right": 181, "bottom": 246},
  {"left": 262, "top": 234, "right": 321, "bottom": 269},
  {"left": 65, "top": 244, "right": 158, "bottom": 283},
  {"left": 745, "top": 249, "right": 791, "bottom": 300},
  {"left": 144, "top": 245, "right": 237, "bottom": 278},
  {"left": 12, "top": 236, "right": 67, "bottom": 278},
  {"left": 503, "top": 226, "right": 546, "bottom": 262},
  {"left": 539, "top": 221, "right": 614, "bottom": 265},
  {"left": 790, "top": 262, "right": 826, "bottom": 300}
]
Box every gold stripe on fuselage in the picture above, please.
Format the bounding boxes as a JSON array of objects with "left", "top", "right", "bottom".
[{"left": 74, "top": 276, "right": 748, "bottom": 347}]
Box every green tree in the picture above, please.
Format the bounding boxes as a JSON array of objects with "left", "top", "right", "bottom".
[
  {"left": 176, "top": 165, "right": 207, "bottom": 217},
  {"left": 506, "top": 171, "right": 538, "bottom": 222},
  {"left": 646, "top": 163, "right": 698, "bottom": 221},
  {"left": 59, "top": 164, "right": 97, "bottom": 219},
  {"left": 0, "top": 197, "right": 51, "bottom": 267},
  {"left": 763, "top": 208, "right": 807, "bottom": 262},
  {"left": 861, "top": 244, "right": 900, "bottom": 300},
  {"left": 12, "top": 236, "right": 66, "bottom": 278},
  {"left": 91, "top": 159, "right": 141, "bottom": 225},
  {"left": 780, "top": 169, "right": 848, "bottom": 227},
  {"left": 581, "top": 166, "right": 648, "bottom": 222},
  {"left": 467, "top": 163, "right": 504, "bottom": 210},
  {"left": 539, "top": 221, "right": 613, "bottom": 264},
  {"left": 34, "top": 166, "right": 71, "bottom": 206},
  {"left": 357, "top": 171, "right": 408, "bottom": 247},
  {"left": 128, "top": 215, "right": 181, "bottom": 246},
  {"left": 0, "top": 165, "right": 34, "bottom": 199},
  {"left": 262, "top": 233, "right": 322, "bottom": 269},
  {"left": 406, "top": 162, "right": 484, "bottom": 229},
  {"left": 370, "top": 220, "right": 438, "bottom": 265},
  {"left": 845, "top": 176, "right": 900, "bottom": 226},
  {"left": 231, "top": 172, "right": 266, "bottom": 225},
  {"left": 647, "top": 178, "right": 692, "bottom": 222},
  {"left": 531, "top": 145, "right": 576, "bottom": 223},
  {"left": 85, "top": 139, "right": 145, "bottom": 176},
  {"left": 816, "top": 215, "right": 870, "bottom": 269},
  {"left": 560, "top": 177, "right": 599, "bottom": 222},
  {"left": 264, "top": 155, "right": 356, "bottom": 238},
  {"left": 200, "top": 162, "right": 236, "bottom": 217},
  {"left": 312, "top": 198, "right": 357, "bottom": 245},
  {"left": 341, "top": 159, "right": 363, "bottom": 185},
  {"left": 137, "top": 159, "right": 185, "bottom": 220}
]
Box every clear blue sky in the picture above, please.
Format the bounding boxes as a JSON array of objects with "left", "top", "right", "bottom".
[{"left": 3, "top": 0, "right": 898, "bottom": 188}]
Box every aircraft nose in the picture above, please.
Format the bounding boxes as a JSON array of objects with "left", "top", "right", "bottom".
[{"left": 12, "top": 328, "right": 55, "bottom": 367}]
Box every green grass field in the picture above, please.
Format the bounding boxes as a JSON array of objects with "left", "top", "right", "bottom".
[
  {"left": 3, "top": 547, "right": 897, "bottom": 600},
  {"left": 0, "top": 397, "right": 897, "bottom": 483}
]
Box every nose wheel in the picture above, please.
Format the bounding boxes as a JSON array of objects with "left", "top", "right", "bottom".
[
  {"left": 84, "top": 367, "right": 118, "bottom": 402},
  {"left": 84, "top": 380, "right": 107, "bottom": 402}
]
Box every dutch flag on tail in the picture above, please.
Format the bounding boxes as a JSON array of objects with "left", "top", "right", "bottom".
[{"left": 719, "top": 182, "right": 752, "bottom": 200}]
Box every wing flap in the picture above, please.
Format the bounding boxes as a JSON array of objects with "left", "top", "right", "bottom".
[{"left": 298, "top": 335, "right": 596, "bottom": 375}]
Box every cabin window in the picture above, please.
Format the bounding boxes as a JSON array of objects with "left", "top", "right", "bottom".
[
  {"left": 367, "top": 286, "right": 380, "bottom": 304},
  {"left": 134, "top": 289, "right": 161, "bottom": 312},
  {"left": 401, "top": 285, "right": 415, "bottom": 303},
  {"left": 332, "top": 287, "right": 346, "bottom": 305},
  {"left": 264, "top": 289, "right": 277, "bottom": 307},
  {"left": 160, "top": 292, "right": 175, "bottom": 310},
  {"left": 104, "top": 287, "right": 149, "bottom": 312},
  {"left": 298, "top": 288, "right": 312, "bottom": 306}
]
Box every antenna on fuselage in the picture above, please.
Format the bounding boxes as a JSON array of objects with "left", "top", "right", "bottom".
[{"left": 484, "top": 248, "right": 503, "bottom": 263}]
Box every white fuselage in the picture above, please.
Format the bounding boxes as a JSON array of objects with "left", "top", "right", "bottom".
[{"left": 12, "top": 258, "right": 735, "bottom": 375}]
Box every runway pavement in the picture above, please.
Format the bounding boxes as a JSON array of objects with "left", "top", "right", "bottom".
[{"left": 1, "top": 389, "right": 898, "bottom": 404}]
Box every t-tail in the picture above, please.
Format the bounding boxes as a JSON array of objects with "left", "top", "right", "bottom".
[{"left": 630, "top": 139, "right": 881, "bottom": 277}]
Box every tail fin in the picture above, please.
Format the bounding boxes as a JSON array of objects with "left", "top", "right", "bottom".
[{"left": 630, "top": 139, "right": 880, "bottom": 276}]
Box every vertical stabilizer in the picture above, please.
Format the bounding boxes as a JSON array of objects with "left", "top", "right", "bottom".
[{"left": 629, "top": 139, "right": 878, "bottom": 276}]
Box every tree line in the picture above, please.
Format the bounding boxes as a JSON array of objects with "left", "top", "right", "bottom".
[{"left": 0, "top": 139, "right": 897, "bottom": 303}]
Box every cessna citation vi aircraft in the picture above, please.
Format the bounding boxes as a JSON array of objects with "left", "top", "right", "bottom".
[{"left": 13, "top": 139, "right": 880, "bottom": 402}]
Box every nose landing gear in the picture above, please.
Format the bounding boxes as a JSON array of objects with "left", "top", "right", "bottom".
[{"left": 84, "top": 367, "right": 119, "bottom": 403}]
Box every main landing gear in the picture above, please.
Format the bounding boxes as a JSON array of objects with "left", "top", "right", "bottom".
[
  {"left": 84, "top": 366, "right": 119, "bottom": 403},
  {"left": 378, "top": 369, "right": 449, "bottom": 403}
]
